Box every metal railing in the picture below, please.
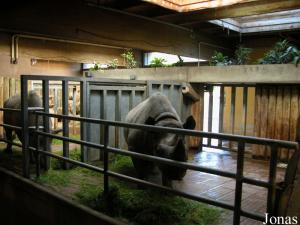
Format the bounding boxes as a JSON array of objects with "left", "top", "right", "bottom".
[{"left": 0, "top": 75, "right": 298, "bottom": 225}]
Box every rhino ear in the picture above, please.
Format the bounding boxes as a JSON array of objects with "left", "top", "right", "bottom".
[
  {"left": 183, "top": 116, "right": 196, "bottom": 130},
  {"left": 145, "top": 116, "right": 155, "bottom": 126}
]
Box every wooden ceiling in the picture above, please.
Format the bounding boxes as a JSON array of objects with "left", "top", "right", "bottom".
[{"left": 85, "top": 0, "right": 300, "bottom": 37}]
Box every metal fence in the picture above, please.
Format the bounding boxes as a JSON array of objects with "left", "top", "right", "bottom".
[{"left": 0, "top": 75, "right": 299, "bottom": 225}]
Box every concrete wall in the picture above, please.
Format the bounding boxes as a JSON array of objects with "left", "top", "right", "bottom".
[
  {"left": 92, "top": 64, "right": 300, "bottom": 84},
  {"left": 0, "top": 167, "right": 125, "bottom": 225},
  {"left": 0, "top": 32, "right": 133, "bottom": 77}
]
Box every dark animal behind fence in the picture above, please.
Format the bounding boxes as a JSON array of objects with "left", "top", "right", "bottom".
[
  {"left": 3, "top": 91, "right": 61, "bottom": 153},
  {"left": 124, "top": 92, "right": 196, "bottom": 187}
]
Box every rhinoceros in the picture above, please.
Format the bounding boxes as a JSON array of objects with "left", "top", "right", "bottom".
[
  {"left": 124, "top": 92, "right": 196, "bottom": 186},
  {"left": 3, "top": 91, "right": 60, "bottom": 153}
]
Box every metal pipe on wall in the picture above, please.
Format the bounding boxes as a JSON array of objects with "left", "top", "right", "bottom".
[{"left": 11, "top": 34, "right": 128, "bottom": 64}]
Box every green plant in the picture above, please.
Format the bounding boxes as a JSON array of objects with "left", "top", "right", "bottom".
[
  {"left": 172, "top": 56, "right": 184, "bottom": 67},
  {"left": 107, "top": 59, "right": 119, "bottom": 69},
  {"left": 89, "top": 62, "right": 101, "bottom": 71},
  {"left": 258, "top": 40, "right": 300, "bottom": 65},
  {"left": 209, "top": 51, "right": 232, "bottom": 66},
  {"left": 234, "top": 46, "right": 252, "bottom": 65},
  {"left": 36, "top": 153, "right": 222, "bottom": 225},
  {"left": 121, "top": 50, "right": 137, "bottom": 68},
  {"left": 150, "top": 57, "right": 167, "bottom": 67}
]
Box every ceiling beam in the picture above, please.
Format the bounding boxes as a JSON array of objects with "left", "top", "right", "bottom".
[
  {"left": 156, "top": 0, "right": 300, "bottom": 26},
  {"left": 0, "top": 0, "right": 232, "bottom": 60}
]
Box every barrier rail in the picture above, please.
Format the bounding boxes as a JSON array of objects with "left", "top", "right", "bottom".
[
  {"left": 0, "top": 74, "right": 298, "bottom": 225},
  {"left": 31, "top": 111, "right": 298, "bottom": 225}
]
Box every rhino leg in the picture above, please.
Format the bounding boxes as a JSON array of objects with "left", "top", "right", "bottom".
[
  {"left": 4, "top": 128, "right": 13, "bottom": 153},
  {"left": 162, "top": 173, "right": 173, "bottom": 188}
]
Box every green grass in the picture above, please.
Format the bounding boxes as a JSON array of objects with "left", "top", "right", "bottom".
[
  {"left": 36, "top": 169, "right": 71, "bottom": 186},
  {"left": 51, "top": 134, "right": 80, "bottom": 145},
  {"left": 51, "top": 148, "right": 82, "bottom": 169},
  {"left": 37, "top": 155, "right": 222, "bottom": 225}
]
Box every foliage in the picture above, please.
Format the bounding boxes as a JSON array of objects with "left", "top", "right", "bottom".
[
  {"left": 209, "top": 51, "right": 232, "bottom": 66},
  {"left": 121, "top": 50, "right": 137, "bottom": 68},
  {"left": 37, "top": 155, "right": 221, "bottom": 225},
  {"left": 89, "top": 62, "right": 101, "bottom": 71},
  {"left": 78, "top": 184, "right": 221, "bottom": 225},
  {"left": 234, "top": 46, "right": 252, "bottom": 65},
  {"left": 107, "top": 58, "right": 119, "bottom": 69},
  {"left": 50, "top": 148, "right": 81, "bottom": 170},
  {"left": 36, "top": 169, "right": 71, "bottom": 186},
  {"left": 150, "top": 57, "right": 167, "bottom": 67},
  {"left": 258, "top": 40, "right": 300, "bottom": 66},
  {"left": 172, "top": 56, "right": 184, "bottom": 67}
]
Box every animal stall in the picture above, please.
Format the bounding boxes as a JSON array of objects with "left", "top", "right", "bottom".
[{"left": 82, "top": 79, "right": 194, "bottom": 161}]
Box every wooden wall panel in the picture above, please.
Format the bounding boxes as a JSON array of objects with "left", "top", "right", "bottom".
[
  {"left": 253, "top": 85, "right": 299, "bottom": 162},
  {"left": 253, "top": 87, "right": 262, "bottom": 157},
  {"left": 289, "top": 87, "right": 298, "bottom": 159},
  {"left": 266, "top": 87, "right": 276, "bottom": 158},
  {"left": 281, "top": 87, "right": 291, "bottom": 161}
]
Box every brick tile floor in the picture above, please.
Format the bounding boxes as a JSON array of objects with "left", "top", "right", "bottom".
[{"left": 173, "top": 148, "right": 286, "bottom": 225}]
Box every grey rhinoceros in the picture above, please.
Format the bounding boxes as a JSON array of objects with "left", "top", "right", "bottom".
[
  {"left": 124, "top": 92, "right": 196, "bottom": 186},
  {"left": 3, "top": 91, "right": 60, "bottom": 153}
]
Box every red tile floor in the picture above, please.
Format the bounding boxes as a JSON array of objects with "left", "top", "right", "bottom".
[{"left": 173, "top": 147, "right": 286, "bottom": 225}]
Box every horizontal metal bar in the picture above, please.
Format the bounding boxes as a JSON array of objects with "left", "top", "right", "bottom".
[
  {"left": 107, "top": 171, "right": 235, "bottom": 210},
  {"left": 243, "top": 177, "right": 269, "bottom": 188},
  {"left": 30, "top": 147, "right": 104, "bottom": 173},
  {"left": 0, "top": 108, "right": 21, "bottom": 112},
  {"left": 0, "top": 107, "right": 43, "bottom": 112},
  {"left": 34, "top": 130, "right": 237, "bottom": 178},
  {"left": 0, "top": 138, "right": 22, "bottom": 147},
  {"left": 240, "top": 210, "right": 265, "bottom": 222},
  {"left": 28, "top": 107, "right": 44, "bottom": 111},
  {"left": 34, "top": 111, "right": 298, "bottom": 149},
  {"left": 0, "top": 123, "right": 22, "bottom": 130}
]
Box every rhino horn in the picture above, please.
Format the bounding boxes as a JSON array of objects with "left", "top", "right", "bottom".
[{"left": 51, "top": 128, "right": 63, "bottom": 134}]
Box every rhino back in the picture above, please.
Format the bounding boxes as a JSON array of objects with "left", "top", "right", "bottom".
[
  {"left": 4, "top": 91, "right": 42, "bottom": 126},
  {"left": 126, "top": 93, "right": 179, "bottom": 124}
]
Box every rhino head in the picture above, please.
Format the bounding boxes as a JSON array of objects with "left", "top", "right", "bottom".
[{"left": 146, "top": 115, "right": 196, "bottom": 185}]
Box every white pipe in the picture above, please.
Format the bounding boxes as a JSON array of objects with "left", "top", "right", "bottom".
[{"left": 11, "top": 34, "right": 128, "bottom": 64}]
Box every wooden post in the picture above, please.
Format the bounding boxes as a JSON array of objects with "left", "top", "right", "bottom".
[{"left": 229, "top": 86, "right": 236, "bottom": 150}]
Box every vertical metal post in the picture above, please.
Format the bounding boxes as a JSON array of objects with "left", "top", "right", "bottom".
[
  {"left": 21, "top": 76, "right": 30, "bottom": 178},
  {"left": 198, "top": 85, "right": 205, "bottom": 152},
  {"left": 267, "top": 144, "right": 278, "bottom": 215},
  {"left": 35, "top": 112, "right": 40, "bottom": 178},
  {"left": 103, "top": 124, "right": 109, "bottom": 195},
  {"left": 115, "top": 90, "right": 121, "bottom": 148},
  {"left": 62, "top": 80, "right": 69, "bottom": 169},
  {"left": 233, "top": 141, "right": 245, "bottom": 225},
  {"left": 80, "top": 80, "right": 87, "bottom": 162},
  {"left": 208, "top": 86, "right": 213, "bottom": 147},
  {"left": 42, "top": 80, "right": 50, "bottom": 170},
  {"left": 218, "top": 86, "right": 224, "bottom": 147},
  {"left": 99, "top": 90, "right": 107, "bottom": 160}
]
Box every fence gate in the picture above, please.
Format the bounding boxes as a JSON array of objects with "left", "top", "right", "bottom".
[{"left": 83, "top": 79, "right": 189, "bottom": 162}]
